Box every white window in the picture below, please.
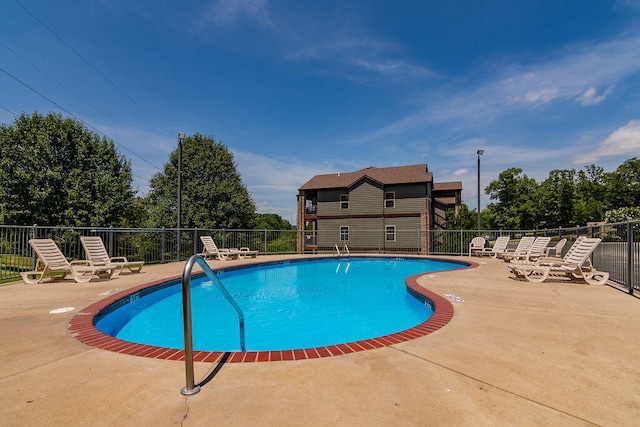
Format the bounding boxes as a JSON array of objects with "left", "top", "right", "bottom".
[
  {"left": 340, "top": 193, "right": 349, "bottom": 210},
  {"left": 340, "top": 226, "right": 349, "bottom": 241},
  {"left": 385, "top": 225, "right": 396, "bottom": 242},
  {"left": 385, "top": 191, "right": 395, "bottom": 208}
]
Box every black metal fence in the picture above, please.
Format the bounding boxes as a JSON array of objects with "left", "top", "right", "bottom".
[
  {"left": 423, "top": 223, "right": 639, "bottom": 295},
  {"left": 1, "top": 221, "right": 637, "bottom": 295},
  {"left": 0, "top": 225, "right": 296, "bottom": 281}
]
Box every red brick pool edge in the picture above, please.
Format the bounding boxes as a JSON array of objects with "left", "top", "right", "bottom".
[{"left": 69, "top": 261, "right": 477, "bottom": 363}]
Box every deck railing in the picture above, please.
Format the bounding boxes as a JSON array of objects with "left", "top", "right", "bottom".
[{"left": 1, "top": 221, "right": 638, "bottom": 294}]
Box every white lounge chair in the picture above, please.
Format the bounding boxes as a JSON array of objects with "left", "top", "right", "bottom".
[
  {"left": 513, "top": 236, "right": 586, "bottom": 268},
  {"left": 21, "top": 239, "right": 114, "bottom": 284},
  {"left": 80, "top": 236, "right": 144, "bottom": 276},
  {"left": 498, "top": 236, "right": 535, "bottom": 261},
  {"left": 544, "top": 238, "right": 567, "bottom": 257},
  {"left": 200, "top": 236, "right": 240, "bottom": 260},
  {"left": 238, "top": 247, "right": 259, "bottom": 258},
  {"left": 504, "top": 236, "right": 551, "bottom": 262},
  {"left": 479, "top": 236, "right": 510, "bottom": 258},
  {"left": 509, "top": 237, "right": 609, "bottom": 285},
  {"left": 469, "top": 237, "right": 486, "bottom": 256}
]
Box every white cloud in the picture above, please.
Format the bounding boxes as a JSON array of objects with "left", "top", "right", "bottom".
[
  {"left": 232, "top": 149, "right": 340, "bottom": 220},
  {"left": 576, "top": 86, "right": 613, "bottom": 106},
  {"left": 289, "top": 37, "right": 392, "bottom": 61},
  {"left": 573, "top": 119, "right": 640, "bottom": 164},
  {"left": 340, "top": 31, "right": 640, "bottom": 147},
  {"left": 502, "top": 35, "right": 640, "bottom": 109},
  {"left": 525, "top": 88, "right": 559, "bottom": 104},
  {"left": 352, "top": 59, "right": 436, "bottom": 79},
  {"left": 288, "top": 36, "right": 436, "bottom": 83},
  {"left": 198, "top": 0, "right": 272, "bottom": 29},
  {"left": 453, "top": 168, "right": 469, "bottom": 176},
  {"left": 619, "top": 0, "right": 640, "bottom": 8}
]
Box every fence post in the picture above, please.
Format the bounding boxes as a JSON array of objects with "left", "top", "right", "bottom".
[
  {"left": 161, "top": 228, "right": 166, "bottom": 264},
  {"left": 30, "top": 224, "right": 38, "bottom": 270},
  {"left": 108, "top": 226, "right": 114, "bottom": 257},
  {"left": 176, "top": 227, "right": 181, "bottom": 263},
  {"left": 627, "top": 221, "right": 633, "bottom": 295},
  {"left": 193, "top": 228, "right": 198, "bottom": 255}
]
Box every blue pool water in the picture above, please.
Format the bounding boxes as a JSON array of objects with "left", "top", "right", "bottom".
[{"left": 95, "top": 257, "right": 465, "bottom": 352}]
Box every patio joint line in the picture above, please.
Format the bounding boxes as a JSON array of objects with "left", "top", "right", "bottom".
[{"left": 390, "top": 346, "right": 600, "bottom": 426}]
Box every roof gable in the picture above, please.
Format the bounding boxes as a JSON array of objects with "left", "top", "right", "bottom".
[{"left": 299, "top": 164, "right": 433, "bottom": 191}]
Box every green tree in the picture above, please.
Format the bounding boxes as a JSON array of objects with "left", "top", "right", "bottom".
[
  {"left": 535, "top": 169, "right": 576, "bottom": 228},
  {"left": 605, "top": 157, "right": 640, "bottom": 209},
  {"left": 484, "top": 167, "right": 538, "bottom": 229},
  {"left": 252, "top": 213, "right": 295, "bottom": 253},
  {"left": 146, "top": 133, "right": 255, "bottom": 229},
  {"left": 604, "top": 207, "right": 640, "bottom": 222},
  {"left": 254, "top": 213, "right": 293, "bottom": 230},
  {"left": 0, "top": 112, "right": 135, "bottom": 226},
  {"left": 120, "top": 196, "right": 151, "bottom": 228},
  {"left": 445, "top": 203, "right": 476, "bottom": 230},
  {"left": 574, "top": 164, "right": 606, "bottom": 225},
  {"left": 479, "top": 159, "right": 639, "bottom": 230}
]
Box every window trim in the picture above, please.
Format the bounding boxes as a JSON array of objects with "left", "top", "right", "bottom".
[
  {"left": 385, "top": 191, "right": 395, "bottom": 208},
  {"left": 340, "top": 225, "right": 349, "bottom": 241},
  {"left": 340, "top": 193, "right": 349, "bottom": 210},
  {"left": 385, "top": 225, "right": 396, "bottom": 242}
]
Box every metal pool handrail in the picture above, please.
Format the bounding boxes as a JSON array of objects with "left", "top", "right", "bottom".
[
  {"left": 180, "top": 254, "right": 246, "bottom": 396},
  {"left": 335, "top": 244, "right": 350, "bottom": 257}
]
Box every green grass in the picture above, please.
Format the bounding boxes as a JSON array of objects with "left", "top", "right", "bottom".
[
  {"left": 0, "top": 254, "right": 32, "bottom": 281},
  {"left": 1, "top": 254, "right": 31, "bottom": 268}
]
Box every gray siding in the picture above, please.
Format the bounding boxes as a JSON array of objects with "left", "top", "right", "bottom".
[
  {"left": 383, "top": 184, "right": 427, "bottom": 214},
  {"left": 316, "top": 182, "right": 426, "bottom": 217},
  {"left": 317, "top": 218, "right": 384, "bottom": 248},
  {"left": 350, "top": 181, "right": 383, "bottom": 215},
  {"left": 317, "top": 217, "right": 422, "bottom": 249},
  {"left": 316, "top": 218, "right": 343, "bottom": 247},
  {"left": 383, "top": 217, "right": 422, "bottom": 248},
  {"left": 316, "top": 189, "right": 345, "bottom": 216},
  {"left": 349, "top": 218, "right": 384, "bottom": 247},
  {"left": 314, "top": 180, "right": 427, "bottom": 251}
]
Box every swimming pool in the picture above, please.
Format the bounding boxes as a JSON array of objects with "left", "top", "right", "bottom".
[{"left": 70, "top": 256, "right": 471, "bottom": 362}]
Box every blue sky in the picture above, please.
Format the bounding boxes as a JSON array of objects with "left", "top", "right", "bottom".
[{"left": 2, "top": 0, "right": 640, "bottom": 223}]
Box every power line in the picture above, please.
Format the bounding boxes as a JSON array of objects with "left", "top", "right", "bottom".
[
  {"left": 0, "top": 66, "right": 161, "bottom": 176},
  {"left": 0, "top": 99, "right": 150, "bottom": 186},
  {"left": 0, "top": 105, "right": 18, "bottom": 117},
  {"left": 15, "top": 0, "right": 177, "bottom": 137},
  {"left": 0, "top": 41, "right": 167, "bottom": 168},
  {"left": 1, "top": 40, "right": 131, "bottom": 124}
]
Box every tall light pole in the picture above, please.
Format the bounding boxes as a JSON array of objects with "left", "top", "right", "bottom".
[
  {"left": 477, "top": 149, "right": 484, "bottom": 232},
  {"left": 177, "top": 132, "right": 185, "bottom": 261}
]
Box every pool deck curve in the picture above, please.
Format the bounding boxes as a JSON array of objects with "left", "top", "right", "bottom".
[
  {"left": 1, "top": 254, "right": 639, "bottom": 426},
  {"left": 69, "top": 256, "right": 471, "bottom": 363}
]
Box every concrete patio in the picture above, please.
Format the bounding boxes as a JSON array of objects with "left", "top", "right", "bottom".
[{"left": 1, "top": 255, "right": 638, "bottom": 426}]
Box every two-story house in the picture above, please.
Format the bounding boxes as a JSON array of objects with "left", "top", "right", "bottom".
[{"left": 296, "top": 164, "right": 462, "bottom": 253}]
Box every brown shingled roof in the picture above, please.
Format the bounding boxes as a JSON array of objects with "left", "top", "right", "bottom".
[
  {"left": 299, "top": 164, "right": 433, "bottom": 191},
  {"left": 433, "top": 181, "right": 463, "bottom": 191},
  {"left": 434, "top": 197, "right": 458, "bottom": 206}
]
